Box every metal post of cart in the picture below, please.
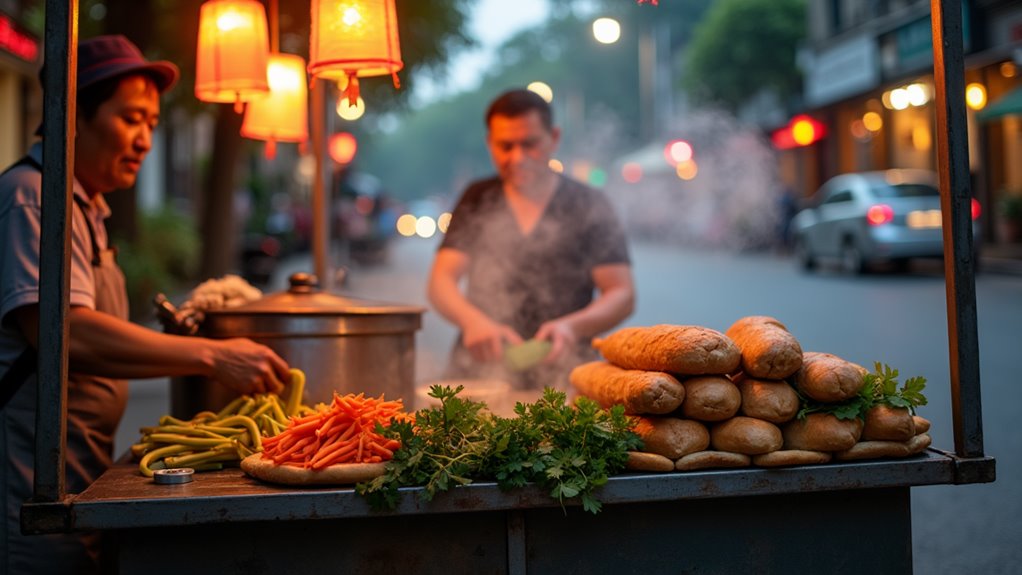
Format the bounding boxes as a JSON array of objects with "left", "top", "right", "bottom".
[{"left": 20, "top": 0, "right": 996, "bottom": 572}]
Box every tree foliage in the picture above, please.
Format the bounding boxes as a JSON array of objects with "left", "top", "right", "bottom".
[{"left": 684, "top": 0, "right": 806, "bottom": 112}]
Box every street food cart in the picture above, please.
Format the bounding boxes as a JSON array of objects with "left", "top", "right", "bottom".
[{"left": 20, "top": 1, "right": 995, "bottom": 573}]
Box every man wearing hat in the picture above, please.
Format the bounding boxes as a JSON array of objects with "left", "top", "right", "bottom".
[{"left": 0, "top": 35, "right": 290, "bottom": 573}]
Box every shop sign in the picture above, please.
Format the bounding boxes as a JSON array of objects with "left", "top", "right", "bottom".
[
  {"left": 804, "top": 34, "right": 879, "bottom": 108},
  {"left": 0, "top": 12, "right": 38, "bottom": 63}
]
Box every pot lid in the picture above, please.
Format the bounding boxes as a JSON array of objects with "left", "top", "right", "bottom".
[{"left": 210, "top": 273, "right": 425, "bottom": 316}]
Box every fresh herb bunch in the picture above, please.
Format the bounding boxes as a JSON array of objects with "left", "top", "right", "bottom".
[
  {"left": 356, "top": 386, "right": 642, "bottom": 514},
  {"left": 862, "top": 362, "right": 927, "bottom": 412},
  {"left": 796, "top": 362, "right": 928, "bottom": 421}
]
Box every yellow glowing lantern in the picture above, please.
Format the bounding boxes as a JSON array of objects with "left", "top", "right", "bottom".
[
  {"left": 310, "top": 0, "right": 404, "bottom": 106},
  {"left": 965, "top": 83, "right": 987, "bottom": 110},
  {"left": 241, "top": 53, "right": 308, "bottom": 159},
  {"left": 862, "top": 111, "right": 883, "bottom": 132},
  {"left": 195, "top": 0, "right": 270, "bottom": 111},
  {"left": 336, "top": 96, "right": 366, "bottom": 121},
  {"left": 328, "top": 132, "right": 358, "bottom": 165},
  {"left": 791, "top": 118, "right": 818, "bottom": 146}
]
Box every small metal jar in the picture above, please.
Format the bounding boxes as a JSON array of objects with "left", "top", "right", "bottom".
[{"left": 170, "top": 273, "right": 424, "bottom": 417}]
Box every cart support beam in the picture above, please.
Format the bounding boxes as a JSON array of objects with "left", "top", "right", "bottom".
[
  {"left": 35, "top": 0, "right": 78, "bottom": 503},
  {"left": 930, "top": 0, "right": 985, "bottom": 458}
]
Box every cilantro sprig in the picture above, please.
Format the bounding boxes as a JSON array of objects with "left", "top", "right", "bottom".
[{"left": 356, "top": 385, "right": 641, "bottom": 514}]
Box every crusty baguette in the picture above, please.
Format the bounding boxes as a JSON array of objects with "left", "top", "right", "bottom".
[
  {"left": 833, "top": 440, "right": 910, "bottom": 461},
  {"left": 734, "top": 375, "right": 800, "bottom": 424},
  {"left": 912, "top": 415, "right": 931, "bottom": 434},
  {"left": 675, "top": 451, "right": 750, "bottom": 471},
  {"left": 241, "top": 454, "right": 386, "bottom": 485},
  {"left": 631, "top": 416, "right": 709, "bottom": 459},
  {"left": 795, "top": 352, "right": 868, "bottom": 403},
  {"left": 625, "top": 451, "right": 675, "bottom": 473},
  {"left": 782, "top": 413, "right": 863, "bottom": 451},
  {"left": 862, "top": 405, "right": 916, "bottom": 441},
  {"left": 906, "top": 433, "right": 932, "bottom": 454},
  {"left": 679, "top": 376, "right": 742, "bottom": 421},
  {"left": 569, "top": 361, "right": 684, "bottom": 414},
  {"left": 593, "top": 325, "right": 741, "bottom": 375},
  {"left": 752, "top": 449, "right": 832, "bottom": 467},
  {"left": 710, "top": 416, "right": 783, "bottom": 455},
  {"left": 725, "top": 316, "right": 803, "bottom": 379}
]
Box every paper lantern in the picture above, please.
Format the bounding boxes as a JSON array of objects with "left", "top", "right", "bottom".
[
  {"left": 309, "top": 0, "right": 403, "bottom": 105},
  {"left": 329, "top": 132, "right": 358, "bottom": 165},
  {"left": 241, "top": 53, "right": 309, "bottom": 159},
  {"left": 195, "top": 0, "right": 270, "bottom": 110}
]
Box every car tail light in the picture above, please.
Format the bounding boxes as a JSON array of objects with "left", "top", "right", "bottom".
[
  {"left": 867, "top": 204, "right": 895, "bottom": 226},
  {"left": 971, "top": 198, "right": 981, "bottom": 220}
]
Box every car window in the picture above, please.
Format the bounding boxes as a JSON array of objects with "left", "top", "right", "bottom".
[
  {"left": 872, "top": 183, "right": 939, "bottom": 198},
  {"left": 822, "top": 190, "right": 853, "bottom": 204}
]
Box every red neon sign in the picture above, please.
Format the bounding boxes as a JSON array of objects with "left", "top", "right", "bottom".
[{"left": 0, "top": 14, "right": 40, "bottom": 63}]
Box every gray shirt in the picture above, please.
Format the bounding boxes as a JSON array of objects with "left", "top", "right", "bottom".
[{"left": 0, "top": 142, "right": 111, "bottom": 376}]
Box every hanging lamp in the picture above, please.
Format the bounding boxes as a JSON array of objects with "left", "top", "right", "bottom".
[
  {"left": 309, "top": 0, "right": 404, "bottom": 107},
  {"left": 241, "top": 0, "right": 308, "bottom": 159},
  {"left": 241, "top": 53, "right": 309, "bottom": 159},
  {"left": 195, "top": 0, "right": 270, "bottom": 112}
]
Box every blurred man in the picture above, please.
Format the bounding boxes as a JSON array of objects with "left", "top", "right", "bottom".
[{"left": 428, "top": 88, "right": 635, "bottom": 390}]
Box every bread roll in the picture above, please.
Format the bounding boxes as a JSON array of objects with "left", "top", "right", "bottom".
[
  {"left": 625, "top": 451, "right": 675, "bottom": 473},
  {"left": 795, "top": 352, "right": 868, "bottom": 403},
  {"left": 593, "top": 325, "right": 741, "bottom": 375},
  {"left": 863, "top": 405, "right": 916, "bottom": 441},
  {"left": 912, "top": 415, "right": 931, "bottom": 434},
  {"left": 782, "top": 413, "right": 863, "bottom": 451},
  {"left": 906, "top": 433, "right": 931, "bottom": 455},
  {"left": 735, "top": 375, "right": 799, "bottom": 424},
  {"left": 569, "top": 361, "right": 684, "bottom": 414},
  {"left": 679, "top": 376, "right": 741, "bottom": 421},
  {"left": 710, "top": 417, "right": 783, "bottom": 455},
  {"left": 834, "top": 440, "right": 910, "bottom": 461},
  {"left": 725, "top": 316, "right": 803, "bottom": 379},
  {"left": 675, "top": 451, "right": 751, "bottom": 471},
  {"left": 631, "top": 417, "right": 709, "bottom": 459},
  {"left": 752, "top": 450, "right": 832, "bottom": 467}
]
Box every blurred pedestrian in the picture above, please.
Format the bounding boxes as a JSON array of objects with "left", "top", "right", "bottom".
[{"left": 428, "top": 89, "right": 635, "bottom": 390}]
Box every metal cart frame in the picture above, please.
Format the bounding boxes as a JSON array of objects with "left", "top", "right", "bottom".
[{"left": 20, "top": 1, "right": 995, "bottom": 572}]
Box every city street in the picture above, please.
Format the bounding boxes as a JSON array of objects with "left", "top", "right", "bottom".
[{"left": 119, "top": 236, "right": 1022, "bottom": 574}]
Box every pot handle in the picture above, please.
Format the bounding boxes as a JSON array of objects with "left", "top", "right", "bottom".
[{"left": 288, "top": 272, "right": 320, "bottom": 294}]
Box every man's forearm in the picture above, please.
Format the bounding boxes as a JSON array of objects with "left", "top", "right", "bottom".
[
  {"left": 67, "top": 307, "right": 215, "bottom": 378},
  {"left": 427, "top": 273, "right": 490, "bottom": 331}
]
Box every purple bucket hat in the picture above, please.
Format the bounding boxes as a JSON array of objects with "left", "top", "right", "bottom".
[{"left": 76, "top": 34, "right": 179, "bottom": 93}]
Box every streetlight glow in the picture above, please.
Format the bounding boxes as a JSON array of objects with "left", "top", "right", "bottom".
[
  {"left": 592, "top": 17, "right": 621, "bottom": 44},
  {"left": 527, "top": 81, "right": 554, "bottom": 103}
]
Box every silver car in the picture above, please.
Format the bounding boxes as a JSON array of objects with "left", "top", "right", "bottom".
[{"left": 791, "top": 169, "right": 981, "bottom": 274}]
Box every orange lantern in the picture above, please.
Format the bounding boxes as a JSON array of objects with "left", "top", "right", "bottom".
[
  {"left": 241, "top": 53, "right": 309, "bottom": 159},
  {"left": 328, "top": 132, "right": 358, "bottom": 165},
  {"left": 195, "top": 0, "right": 270, "bottom": 111},
  {"left": 309, "top": 0, "right": 403, "bottom": 106}
]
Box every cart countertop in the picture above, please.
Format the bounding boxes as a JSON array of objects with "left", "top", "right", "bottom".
[{"left": 22, "top": 448, "right": 993, "bottom": 533}]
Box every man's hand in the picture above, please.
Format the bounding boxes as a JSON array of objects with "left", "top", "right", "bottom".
[
  {"left": 207, "top": 338, "right": 290, "bottom": 395},
  {"left": 462, "top": 315, "right": 523, "bottom": 363},
  {"left": 534, "top": 318, "right": 579, "bottom": 363}
]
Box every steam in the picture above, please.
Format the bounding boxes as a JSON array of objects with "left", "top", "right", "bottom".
[{"left": 604, "top": 107, "right": 786, "bottom": 251}]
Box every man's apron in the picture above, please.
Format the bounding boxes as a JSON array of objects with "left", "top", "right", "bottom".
[{"left": 0, "top": 156, "right": 130, "bottom": 574}]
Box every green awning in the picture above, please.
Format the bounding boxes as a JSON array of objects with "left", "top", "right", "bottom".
[{"left": 978, "top": 86, "right": 1022, "bottom": 122}]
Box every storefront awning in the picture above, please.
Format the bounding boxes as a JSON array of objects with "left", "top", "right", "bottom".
[{"left": 978, "top": 86, "right": 1022, "bottom": 121}]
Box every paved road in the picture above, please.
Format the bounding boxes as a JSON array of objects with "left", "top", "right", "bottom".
[{"left": 118, "top": 237, "right": 1021, "bottom": 574}]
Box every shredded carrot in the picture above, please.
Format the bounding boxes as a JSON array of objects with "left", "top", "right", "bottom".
[{"left": 259, "top": 392, "right": 410, "bottom": 468}]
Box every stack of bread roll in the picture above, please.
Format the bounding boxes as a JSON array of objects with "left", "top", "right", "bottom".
[{"left": 571, "top": 317, "right": 931, "bottom": 474}]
